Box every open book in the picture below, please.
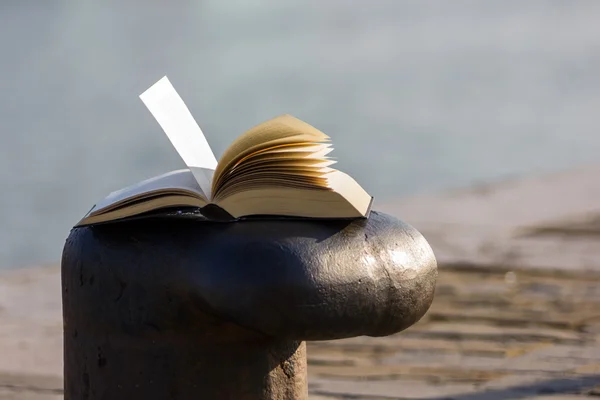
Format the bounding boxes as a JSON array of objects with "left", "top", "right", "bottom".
[{"left": 75, "top": 77, "right": 373, "bottom": 227}]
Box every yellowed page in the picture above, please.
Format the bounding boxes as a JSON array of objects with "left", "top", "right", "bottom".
[
  {"left": 230, "top": 143, "right": 331, "bottom": 169},
  {"left": 224, "top": 159, "right": 335, "bottom": 181},
  {"left": 216, "top": 175, "right": 329, "bottom": 200},
  {"left": 216, "top": 187, "right": 370, "bottom": 219},
  {"left": 212, "top": 115, "right": 330, "bottom": 195}
]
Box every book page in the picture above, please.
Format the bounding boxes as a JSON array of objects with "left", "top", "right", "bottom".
[
  {"left": 216, "top": 185, "right": 371, "bottom": 219},
  {"left": 139, "top": 76, "right": 217, "bottom": 198},
  {"left": 212, "top": 115, "right": 330, "bottom": 195},
  {"left": 89, "top": 169, "right": 205, "bottom": 215}
]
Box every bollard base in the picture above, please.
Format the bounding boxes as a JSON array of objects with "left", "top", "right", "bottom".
[
  {"left": 62, "top": 212, "right": 436, "bottom": 399},
  {"left": 63, "top": 329, "right": 307, "bottom": 400}
]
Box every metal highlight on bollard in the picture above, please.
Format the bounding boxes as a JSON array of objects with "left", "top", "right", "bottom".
[{"left": 61, "top": 211, "right": 437, "bottom": 399}]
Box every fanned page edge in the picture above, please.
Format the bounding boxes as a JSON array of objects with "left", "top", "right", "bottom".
[{"left": 212, "top": 115, "right": 331, "bottom": 196}]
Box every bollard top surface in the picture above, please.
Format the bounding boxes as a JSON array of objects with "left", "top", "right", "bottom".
[{"left": 63, "top": 210, "right": 437, "bottom": 341}]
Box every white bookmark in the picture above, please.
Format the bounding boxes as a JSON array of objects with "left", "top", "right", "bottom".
[{"left": 139, "top": 76, "right": 217, "bottom": 198}]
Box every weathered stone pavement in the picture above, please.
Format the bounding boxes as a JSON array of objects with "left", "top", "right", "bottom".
[
  {"left": 1, "top": 165, "right": 600, "bottom": 399},
  {"left": 378, "top": 164, "right": 600, "bottom": 275},
  {"left": 308, "top": 265, "right": 600, "bottom": 399}
]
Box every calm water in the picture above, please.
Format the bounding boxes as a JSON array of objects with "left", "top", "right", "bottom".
[{"left": 1, "top": 1, "right": 600, "bottom": 269}]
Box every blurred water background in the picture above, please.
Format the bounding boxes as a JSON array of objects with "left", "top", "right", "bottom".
[{"left": 1, "top": 1, "right": 599, "bottom": 269}]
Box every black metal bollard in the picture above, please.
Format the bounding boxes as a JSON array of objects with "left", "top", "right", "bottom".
[{"left": 61, "top": 211, "right": 437, "bottom": 400}]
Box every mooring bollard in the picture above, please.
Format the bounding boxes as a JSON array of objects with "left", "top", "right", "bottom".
[{"left": 61, "top": 211, "right": 437, "bottom": 399}]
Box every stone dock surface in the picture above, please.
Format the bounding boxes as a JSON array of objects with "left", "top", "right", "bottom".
[{"left": 2, "top": 164, "right": 600, "bottom": 399}]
